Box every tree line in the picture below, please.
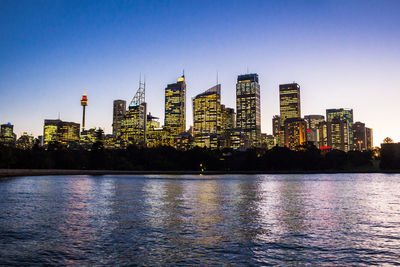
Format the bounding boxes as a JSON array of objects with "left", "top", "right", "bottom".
[{"left": 0, "top": 142, "right": 388, "bottom": 171}]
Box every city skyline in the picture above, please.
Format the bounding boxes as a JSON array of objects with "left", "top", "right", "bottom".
[{"left": 1, "top": 0, "right": 400, "bottom": 145}]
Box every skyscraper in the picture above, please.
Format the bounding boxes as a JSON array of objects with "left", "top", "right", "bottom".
[
  {"left": 165, "top": 74, "right": 186, "bottom": 136},
  {"left": 0, "top": 123, "right": 16, "bottom": 147},
  {"left": 330, "top": 118, "right": 350, "bottom": 152},
  {"left": 353, "top": 121, "right": 366, "bottom": 151},
  {"left": 279, "top": 83, "right": 301, "bottom": 147},
  {"left": 304, "top": 115, "right": 325, "bottom": 147},
  {"left": 318, "top": 118, "right": 350, "bottom": 152},
  {"left": 236, "top": 73, "right": 261, "bottom": 146},
  {"left": 120, "top": 80, "right": 147, "bottom": 147},
  {"left": 284, "top": 118, "right": 306, "bottom": 150},
  {"left": 112, "top": 100, "right": 126, "bottom": 137},
  {"left": 43, "top": 119, "right": 80, "bottom": 147},
  {"left": 272, "top": 115, "right": 281, "bottom": 137},
  {"left": 366, "top": 127, "right": 373, "bottom": 150},
  {"left": 192, "top": 84, "right": 221, "bottom": 148},
  {"left": 326, "top": 108, "right": 354, "bottom": 150}
]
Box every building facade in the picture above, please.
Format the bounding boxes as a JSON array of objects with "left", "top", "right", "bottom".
[
  {"left": 326, "top": 108, "right": 354, "bottom": 150},
  {"left": 43, "top": 119, "right": 80, "bottom": 147},
  {"left": 353, "top": 121, "right": 366, "bottom": 151},
  {"left": 366, "top": 127, "right": 373, "bottom": 150},
  {"left": 284, "top": 118, "right": 306, "bottom": 150},
  {"left": 192, "top": 84, "right": 221, "bottom": 148},
  {"left": 164, "top": 74, "right": 186, "bottom": 136},
  {"left": 112, "top": 100, "right": 126, "bottom": 138},
  {"left": 272, "top": 115, "right": 281, "bottom": 137},
  {"left": 304, "top": 115, "right": 325, "bottom": 147},
  {"left": 0, "top": 123, "right": 16, "bottom": 147},
  {"left": 236, "top": 73, "right": 261, "bottom": 146},
  {"left": 279, "top": 83, "right": 301, "bottom": 147}
]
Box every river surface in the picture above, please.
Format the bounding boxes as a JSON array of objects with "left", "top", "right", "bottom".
[{"left": 0, "top": 174, "right": 400, "bottom": 266}]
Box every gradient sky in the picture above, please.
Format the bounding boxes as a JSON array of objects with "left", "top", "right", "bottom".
[{"left": 1, "top": 0, "right": 399, "bottom": 145}]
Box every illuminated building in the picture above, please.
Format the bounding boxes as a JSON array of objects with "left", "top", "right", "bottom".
[
  {"left": 164, "top": 74, "right": 186, "bottom": 136},
  {"left": 236, "top": 73, "right": 261, "bottom": 146},
  {"left": 16, "top": 132, "right": 34, "bottom": 150},
  {"left": 146, "top": 113, "right": 172, "bottom": 148},
  {"left": 80, "top": 90, "right": 88, "bottom": 132},
  {"left": 284, "top": 118, "right": 306, "bottom": 150},
  {"left": 228, "top": 129, "right": 251, "bottom": 150},
  {"left": 272, "top": 115, "right": 280, "bottom": 137},
  {"left": 304, "top": 115, "right": 325, "bottom": 147},
  {"left": 326, "top": 108, "right": 354, "bottom": 150},
  {"left": 331, "top": 118, "right": 350, "bottom": 151},
  {"left": 120, "top": 80, "right": 147, "bottom": 147},
  {"left": 43, "top": 119, "right": 61, "bottom": 146},
  {"left": 104, "top": 134, "right": 116, "bottom": 149},
  {"left": 43, "top": 119, "right": 80, "bottom": 147},
  {"left": 279, "top": 83, "right": 301, "bottom": 147},
  {"left": 261, "top": 133, "right": 275, "bottom": 150},
  {"left": 80, "top": 128, "right": 99, "bottom": 149},
  {"left": 0, "top": 123, "right": 16, "bottom": 147},
  {"left": 174, "top": 132, "right": 193, "bottom": 150},
  {"left": 353, "top": 121, "right": 366, "bottom": 151},
  {"left": 366, "top": 127, "right": 373, "bottom": 150},
  {"left": 318, "top": 118, "right": 350, "bottom": 151},
  {"left": 112, "top": 100, "right": 126, "bottom": 138},
  {"left": 317, "top": 121, "right": 330, "bottom": 149},
  {"left": 146, "top": 128, "right": 173, "bottom": 148},
  {"left": 192, "top": 84, "right": 221, "bottom": 148},
  {"left": 221, "top": 105, "right": 235, "bottom": 131}
]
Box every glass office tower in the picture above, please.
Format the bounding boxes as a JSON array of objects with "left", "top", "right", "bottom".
[{"left": 236, "top": 73, "right": 261, "bottom": 146}]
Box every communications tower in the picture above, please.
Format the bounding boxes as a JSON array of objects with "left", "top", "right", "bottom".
[{"left": 81, "top": 89, "right": 88, "bottom": 132}]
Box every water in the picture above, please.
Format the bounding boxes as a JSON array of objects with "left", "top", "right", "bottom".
[{"left": 0, "top": 174, "right": 400, "bottom": 266}]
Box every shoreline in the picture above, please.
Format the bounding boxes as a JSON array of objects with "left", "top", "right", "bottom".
[{"left": 1, "top": 169, "right": 400, "bottom": 178}]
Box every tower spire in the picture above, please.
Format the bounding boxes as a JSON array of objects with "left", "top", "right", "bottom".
[{"left": 80, "top": 89, "right": 88, "bottom": 132}]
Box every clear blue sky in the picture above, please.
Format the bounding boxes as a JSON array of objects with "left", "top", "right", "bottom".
[{"left": 1, "top": 0, "right": 399, "bottom": 145}]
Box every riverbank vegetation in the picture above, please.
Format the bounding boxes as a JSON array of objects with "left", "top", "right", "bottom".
[{"left": 0, "top": 143, "right": 389, "bottom": 171}]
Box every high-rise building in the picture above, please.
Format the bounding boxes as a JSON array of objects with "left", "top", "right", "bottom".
[
  {"left": 326, "top": 108, "right": 354, "bottom": 150},
  {"left": 366, "top": 127, "right": 373, "bottom": 150},
  {"left": 43, "top": 119, "right": 80, "bottom": 147},
  {"left": 318, "top": 118, "right": 350, "bottom": 152},
  {"left": 192, "top": 84, "right": 221, "bottom": 148},
  {"left": 279, "top": 83, "right": 301, "bottom": 147},
  {"left": 43, "top": 119, "right": 60, "bottom": 146},
  {"left": 0, "top": 123, "right": 16, "bottom": 147},
  {"left": 284, "top": 118, "right": 306, "bottom": 150},
  {"left": 317, "top": 121, "right": 330, "bottom": 149},
  {"left": 221, "top": 105, "right": 235, "bottom": 132},
  {"left": 112, "top": 100, "right": 126, "bottom": 138},
  {"left": 304, "top": 115, "right": 325, "bottom": 147},
  {"left": 120, "top": 80, "right": 147, "bottom": 147},
  {"left": 80, "top": 90, "right": 88, "bottom": 132},
  {"left": 330, "top": 118, "right": 350, "bottom": 152},
  {"left": 353, "top": 121, "right": 366, "bottom": 151},
  {"left": 165, "top": 74, "right": 186, "bottom": 136},
  {"left": 272, "top": 115, "right": 281, "bottom": 137},
  {"left": 236, "top": 73, "right": 261, "bottom": 146},
  {"left": 58, "top": 121, "right": 80, "bottom": 146}
]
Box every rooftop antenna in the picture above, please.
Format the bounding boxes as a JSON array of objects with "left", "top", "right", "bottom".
[
  {"left": 216, "top": 71, "right": 219, "bottom": 85},
  {"left": 182, "top": 69, "right": 185, "bottom": 77},
  {"left": 129, "top": 75, "right": 146, "bottom": 106},
  {"left": 247, "top": 66, "right": 249, "bottom": 74}
]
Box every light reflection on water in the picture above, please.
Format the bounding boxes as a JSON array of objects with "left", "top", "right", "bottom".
[{"left": 0, "top": 174, "right": 400, "bottom": 265}]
